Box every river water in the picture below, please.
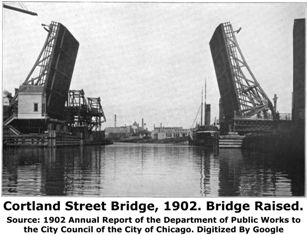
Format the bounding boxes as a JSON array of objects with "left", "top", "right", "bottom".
[{"left": 2, "top": 143, "right": 304, "bottom": 196}]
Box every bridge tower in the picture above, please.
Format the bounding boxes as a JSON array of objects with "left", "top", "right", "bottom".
[
  {"left": 210, "top": 22, "right": 276, "bottom": 134},
  {"left": 4, "top": 21, "right": 79, "bottom": 133}
]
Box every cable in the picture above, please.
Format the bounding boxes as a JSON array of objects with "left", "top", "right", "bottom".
[{"left": 191, "top": 104, "right": 201, "bottom": 129}]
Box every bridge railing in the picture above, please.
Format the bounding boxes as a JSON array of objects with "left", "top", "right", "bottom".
[{"left": 233, "top": 112, "right": 292, "bottom": 121}]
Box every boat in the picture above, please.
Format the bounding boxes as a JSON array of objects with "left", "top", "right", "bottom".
[
  {"left": 189, "top": 125, "right": 219, "bottom": 147},
  {"left": 189, "top": 82, "right": 219, "bottom": 147}
]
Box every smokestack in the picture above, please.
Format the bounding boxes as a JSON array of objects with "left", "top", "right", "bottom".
[
  {"left": 273, "top": 94, "right": 278, "bottom": 113},
  {"left": 205, "top": 104, "right": 211, "bottom": 125},
  {"left": 142, "top": 118, "right": 144, "bottom": 129},
  {"left": 114, "top": 114, "right": 117, "bottom": 127}
]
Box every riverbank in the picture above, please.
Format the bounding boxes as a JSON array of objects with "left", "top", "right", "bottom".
[{"left": 117, "top": 136, "right": 189, "bottom": 144}]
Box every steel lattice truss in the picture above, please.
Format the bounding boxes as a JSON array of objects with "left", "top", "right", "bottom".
[
  {"left": 66, "top": 90, "right": 90, "bottom": 128},
  {"left": 222, "top": 22, "right": 274, "bottom": 119},
  {"left": 67, "top": 90, "right": 88, "bottom": 108},
  {"left": 87, "top": 97, "right": 106, "bottom": 131},
  {"left": 23, "top": 22, "right": 58, "bottom": 86},
  {"left": 66, "top": 90, "right": 106, "bottom": 131}
]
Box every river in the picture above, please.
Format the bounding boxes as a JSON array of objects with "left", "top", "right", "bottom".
[{"left": 2, "top": 143, "right": 304, "bottom": 196}]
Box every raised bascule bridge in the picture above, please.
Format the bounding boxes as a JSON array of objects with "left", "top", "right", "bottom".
[
  {"left": 210, "top": 22, "right": 281, "bottom": 134},
  {"left": 3, "top": 21, "right": 106, "bottom": 146}
]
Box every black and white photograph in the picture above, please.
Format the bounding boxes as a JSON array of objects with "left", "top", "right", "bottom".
[{"left": 2, "top": 2, "right": 305, "bottom": 197}]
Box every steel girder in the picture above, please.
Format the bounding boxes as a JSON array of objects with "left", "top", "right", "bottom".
[
  {"left": 87, "top": 97, "right": 106, "bottom": 131},
  {"left": 66, "top": 90, "right": 90, "bottom": 128},
  {"left": 210, "top": 22, "right": 275, "bottom": 120},
  {"left": 66, "top": 90, "right": 106, "bottom": 131},
  {"left": 23, "top": 22, "right": 59, "bottom": 86}
]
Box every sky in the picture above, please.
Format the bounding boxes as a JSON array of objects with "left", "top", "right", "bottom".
[{"left": 2, "top": 2, "right": 306, "bottom": 130}]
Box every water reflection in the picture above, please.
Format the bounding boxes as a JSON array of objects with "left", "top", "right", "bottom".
[{"left": 2, "top": 143, "right": 304, "bottom": 196}]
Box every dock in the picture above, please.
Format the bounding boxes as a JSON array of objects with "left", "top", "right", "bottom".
[{"left": 3, "top": 129, "right": 110, "bottom": 148}]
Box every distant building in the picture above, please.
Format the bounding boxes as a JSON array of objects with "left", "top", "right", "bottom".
[
  {"left": 151, "top": 127, "right": 189, "bottom": 140},
  {"left": 105, "top": 119, "right": 150, "bottom": 140},
  {"left": 131, "top": 121, "right": 149, "bottom": 137},
  {"left": 131, "top": 121, "right": 141, "bottom": 134},
  {"left": 105, "top": 126, "right": 132, "bottom": 140}
]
